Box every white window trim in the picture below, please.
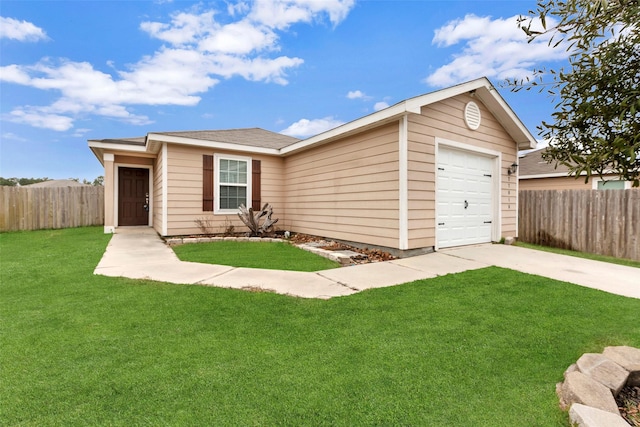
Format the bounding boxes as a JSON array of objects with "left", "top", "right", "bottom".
[
  {"left": 591, "top": 176, "right": 632, "bottom": 190},
  {"left": 214, "top": 153, "right": 252, "bottom": 214}
]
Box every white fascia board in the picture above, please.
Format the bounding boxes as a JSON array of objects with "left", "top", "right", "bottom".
[
  {"left": 87, "top": 140, "right": 148, "bottom": 153},
  {"left": 519, "top": 171, "right": 588, "bottom": 179},
  {"left": 281, "top": 81, "right": 490, "bottom": 156},
  {"left": 147, "top": 133, "right": 280, "bottom": 156},
  {"left": 403, "top": 77, "right": 490, "bottom": 111},
  {"left": 280, "top": 77, "right": 537, "bottom": 156},
  {"left": 280, "top": 105, "right": 410, "bottom": 155},
  {"left": 475, "top": 85, "right": 537, "bottom": 150}
]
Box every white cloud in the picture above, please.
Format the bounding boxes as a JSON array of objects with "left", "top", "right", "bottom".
[
  {"left": 0, "top": 17, "right": 48, "bottom": 42},
  {"left": 424, "top": 14, "right": 568, "bottom": 87},
  {"left": 347, "top": 90, "right": 365, "bottom": 99},
  {"left": 9, "top": 107, "right": 74, "bottom": 131},
  {"left": 373, "top": 101, "right": 389, "bottom": 111},
  {"left": 72, "top": 128, "right": 91, "bottom": 137},
  {"left": 140, "top": 11, "right": 216, "bottom": 46},
  {"left": 250, "top": 0, "right": 355, "bottom": 30},
  {"left": 1, "top": 132, "right": 28, "bottom": 142},
  {"left": 280, "top": 116, "right": 344, "bottom": 138},
  {"left": 1, "top": 1, "right": 355, "bottom": 131},
  {"left": 198, "top": 21, "right": 277, "bottom": 54},
  {"left": 228, "top": 2, "right": 250, "bottom": 16}
]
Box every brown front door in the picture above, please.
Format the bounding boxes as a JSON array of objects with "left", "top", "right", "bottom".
[{"left": 118, "top": 167, "right": 149, "bottom": 226}]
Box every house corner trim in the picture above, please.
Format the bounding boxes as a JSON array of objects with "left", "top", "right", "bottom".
[
  {"left": 162, "top": 143, "right": 168, "bottom": 236},
  {"left": 399, "top": 115, "right": 409, "bottom": 250}
]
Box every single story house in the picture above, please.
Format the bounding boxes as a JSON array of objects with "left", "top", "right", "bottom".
[
  {"left": 88, "top": 77, "right": 536, "bottom": 254},
  {"left": 519, "top": 148, "right": 635, "bottom": 190}
]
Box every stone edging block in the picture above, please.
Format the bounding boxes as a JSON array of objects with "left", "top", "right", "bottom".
[
  {"left": 556, "top": 346, "right": 640, "bottom": 426},
  {"left": 569, "top": 404, "right": 631, "bottom": 427},
  {"left": 603, "top": 345, "right": 640, "bottom": 387}
]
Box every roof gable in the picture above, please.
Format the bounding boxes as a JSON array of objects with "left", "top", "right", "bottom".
[
  {"left": 88, "top": 77, "right": 536, "bottom": 163},
  {"left": 281, "top": 77, "right": 537, "bottom": 155}
]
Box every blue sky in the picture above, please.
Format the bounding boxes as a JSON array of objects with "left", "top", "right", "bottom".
[{"left": 0, "top": 0, "right": 568, "bottom": 181}]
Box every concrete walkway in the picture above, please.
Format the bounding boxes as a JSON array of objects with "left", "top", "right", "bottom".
[{"left": 94, "top": 227, "right": 640, "bottom": 299}]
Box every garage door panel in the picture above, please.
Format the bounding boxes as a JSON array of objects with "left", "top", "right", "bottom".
[{"left": 437, "top": 146, "right": 495, "bottom": 248}]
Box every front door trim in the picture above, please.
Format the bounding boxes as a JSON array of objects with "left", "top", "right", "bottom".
[{"left": 114, "top": 163, "right": 153, "bottom": 228}]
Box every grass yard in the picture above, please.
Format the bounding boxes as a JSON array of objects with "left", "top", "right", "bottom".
[
  {"left": 515, "top": 241, "right": 640, "bottom": 268},
  {"left": 2, "top": 227, "right": 640, "bottom": 426},
  {"left": 172, "top": 240, "right": 340, "bottom": 271}
]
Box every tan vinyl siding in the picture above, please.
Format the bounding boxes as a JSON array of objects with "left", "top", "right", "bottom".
[
  {"left": 284, "top": 123, "right": 400, "bottom": 248},
  {"left": 406, "top": 94, "right": 519, "bottom": 248},
  {"left": 152, "top": 147, "right": 164, "bottom": 234},
  {"left": 519, "top": 176, "right": 592, "bottom": 190},
  {"left": 114, "top": 155, "right": 154, "bottom": 166},
  {"left": 164, "top": 144, "right": 285, "bottom": 236}
]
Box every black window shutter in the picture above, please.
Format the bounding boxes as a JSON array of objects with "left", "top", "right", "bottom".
[
  {"left": 252, "top": 159, "right": 261, "bottom": 211},
  {"left": 203, "top": 155, "right": 214, "bottom": 211}
]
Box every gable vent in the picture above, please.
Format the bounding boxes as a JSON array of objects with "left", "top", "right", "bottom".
[{"left": 464, "top": 101, "right": 481, "bottom": 130}]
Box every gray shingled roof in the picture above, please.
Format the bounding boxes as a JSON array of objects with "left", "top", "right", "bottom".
[
  {"left": 519, "top": 148, "right": 571, "bottom": 176},
  {"left": 95, "top": 136, "right": 147, "bottom": 146},
  {"left": 154, "top": 128, "right": 300, "bottom": 150}
]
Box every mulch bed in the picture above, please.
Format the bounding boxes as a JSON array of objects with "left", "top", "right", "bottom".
[
  {"left": 617, "top": 385, "right": 640, "bottom": 426},
  {"left": 289, "top": 233, "right": 397, "bottom": 263}
]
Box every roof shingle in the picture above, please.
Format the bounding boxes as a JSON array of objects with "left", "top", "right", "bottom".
[{"left": 153, "top": 128, "right": 300, "bottom": 150}]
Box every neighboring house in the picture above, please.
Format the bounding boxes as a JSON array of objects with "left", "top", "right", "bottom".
[
  {"left": 23, "top": 179, "right": 92, "bottom": 188},
  {"left": 519, "top": 148, "right": 634, "bottom": 190},
  {"left": 88, "top": 77, "right": 536, "bottom": 254}
]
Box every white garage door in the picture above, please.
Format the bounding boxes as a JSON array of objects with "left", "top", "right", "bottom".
[{"left": 437, "top": 146, "right": 494, "bottom": 248}]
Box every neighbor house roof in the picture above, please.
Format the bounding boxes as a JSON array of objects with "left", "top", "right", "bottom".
[
  {"left": 518, "top": 148, "right": 572, "bottom": 179},
  {"left": 24, "top": 179, "right": 92, "bottom": 188},
  {"left": 88, "top": 77, "right": 537, "bottom": 164}
]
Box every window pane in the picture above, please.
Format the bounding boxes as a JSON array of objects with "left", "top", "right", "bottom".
[
  {"left": 597, "top": 180, "right": 625, "bottom": 190},
  {"left": 220, "top": 185, "right": 246, "bottom": 210},
  {"left": 238, "top": 172, "right": 247, "bottom": 184}
]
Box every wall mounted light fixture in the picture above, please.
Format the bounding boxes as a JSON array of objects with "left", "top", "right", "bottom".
[{"left": 507, "top": 162, "right": 518, "bottom": 175}]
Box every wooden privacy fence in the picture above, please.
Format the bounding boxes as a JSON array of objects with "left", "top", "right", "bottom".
[
  {"left": 0, "top": 186, "right": 104, "bottom": 232},
  {"left": 519, "top": 189, "right": 640, "bottom": 261}
]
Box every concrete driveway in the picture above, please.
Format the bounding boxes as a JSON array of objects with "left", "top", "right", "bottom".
[{"left": 94, "top": 228, "right": 639, "bottom": 299}]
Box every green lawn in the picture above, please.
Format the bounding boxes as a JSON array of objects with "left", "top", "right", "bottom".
[
  {"left": 515, "top": 241, "right": 640, "bottom": 268},
  {"left": 2, "top": 227, "right": 639, "bottom": 426},
  {"left": 172, "top": 240, "right": 340, "bottom": 271}
]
